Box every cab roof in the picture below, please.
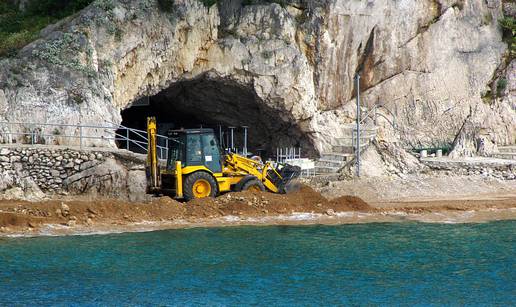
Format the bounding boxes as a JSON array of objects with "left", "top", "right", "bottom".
[{"left": 167, "top": 128, "right": 215, "bottom": 136}]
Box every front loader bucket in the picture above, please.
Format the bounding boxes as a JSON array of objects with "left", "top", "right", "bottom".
[{"left": 269, "top": 164, "right": 301, "bottom": 194}]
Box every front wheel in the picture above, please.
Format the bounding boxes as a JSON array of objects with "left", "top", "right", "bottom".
[
  {"left": 241, "top": 179, "right": 266, "bottom": 192},
  {"left": 183, "top": 172, "right": 218, "bottom": 201}
]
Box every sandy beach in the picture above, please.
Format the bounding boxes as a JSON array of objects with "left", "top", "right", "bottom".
[{"left": 1, "top": 183, "right": 514, "bottom": 237}]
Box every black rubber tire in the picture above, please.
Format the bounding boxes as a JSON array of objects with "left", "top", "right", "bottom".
[
  {"left": 240, "top": 179, "right": 266, "bottom": 192},
  {"left": 183, "top": 171, "right": 218, "bottom": 201},
  {"left": 234, "top": 175, "right": 256, "bottom": 192}
]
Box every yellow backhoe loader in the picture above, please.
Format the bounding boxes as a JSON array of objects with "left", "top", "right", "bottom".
[{"left": 146, "top": 117, "right": 301, "bottom": 200}]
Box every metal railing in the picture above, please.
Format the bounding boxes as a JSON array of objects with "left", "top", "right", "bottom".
[
  {"left": 276, "top": 147, "right": 302, "bottom": 163},
  {"left": 331, "top": 127, "right": 377, "bottom": 147},
  {"left": 275, "top": 147, "right": 315, "bottom": 178},
  {"left": 351, "top": 127, "right": 377, "bottom": 149},
  {"left": 0, "top": 121, "right": 169, "bottom": 160},
  {"left": 360, "top": 102, "right": 397, "bottom": 129}
]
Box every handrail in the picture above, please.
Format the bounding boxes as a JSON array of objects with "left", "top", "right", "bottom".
[
  {"left": 0, "top": 121, "right": 170, "bottom": 159},
  {"left": 359, "top": 101, "right": 397, "bottom": 129},
  {"left": 375, "top": 112, "right": 397, "bottom": 129},
  {"left": 360, "top": 107, "right": 377, "bottom": 125},
  {"left": 0, "top": 121, "right": 118, "bottom": 129},
  {"left": 0, "top": 121, "right": 169, "bottom": 139}
]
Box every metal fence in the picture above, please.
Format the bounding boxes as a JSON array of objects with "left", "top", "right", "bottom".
[
  {"left": 360, "top": 101, "right": 397, "bottom": 129},
  {"left": 0, "top": 121, "right": 169, "bottom": 160},
  {"left": 276, "top": 147, "right": 302, "bottom": 163},
  {"left": 276, "top": 147, "right": 316, "bottom": 178}
]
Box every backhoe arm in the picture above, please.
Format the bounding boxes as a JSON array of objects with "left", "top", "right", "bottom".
[{"left": 146, "top": 117, "right": 160, "bottom": 192}]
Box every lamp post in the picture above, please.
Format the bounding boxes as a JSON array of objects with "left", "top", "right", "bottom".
[
  {"left": 228, "top": 126, "right": 235, "bottom": 153},
  {"left": 242, "top": 126, "right": 248, "bottom": 157},
  {"left": 355, "top": 73, "right": 361, "bottom": 177}
]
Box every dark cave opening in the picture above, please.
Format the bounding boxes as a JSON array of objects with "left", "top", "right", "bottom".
[{"left": 118, "top": 76, "right": 314, "bottom": 160}]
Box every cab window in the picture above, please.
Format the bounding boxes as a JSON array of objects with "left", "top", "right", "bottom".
[
  {"left": 202, "top": 133, "right": 222, "bottom": 172},
  {"left": 166, "top": 136, "right": 183, "bottom": 170},
  {"left": 186, "top": 134, "right": 202, "bottom": 165}
]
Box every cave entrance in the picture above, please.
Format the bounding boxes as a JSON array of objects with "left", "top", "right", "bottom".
[{"left": 118, "top": 77, "right": 314, "bottom": 160}]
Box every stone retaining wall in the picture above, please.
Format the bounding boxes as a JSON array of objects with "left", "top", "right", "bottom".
[
  {"left": 421, "top": 158, "right": 516, "bottom": 180},
  {"left": 0, "top": 146, "right": 148, "bottom": 201}
]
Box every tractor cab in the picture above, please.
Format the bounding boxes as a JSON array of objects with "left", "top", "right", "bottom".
[{"left": 166, "top": 128, "right": 223, "bottom": 173}]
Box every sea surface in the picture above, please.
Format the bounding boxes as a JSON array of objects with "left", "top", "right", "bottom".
[{"left": 0, "top": 221, "right": 514, "bottom": 306}]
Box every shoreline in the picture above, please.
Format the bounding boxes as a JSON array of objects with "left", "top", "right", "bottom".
[
  {"left": 2, "top": 205, "right": 515, "bottom": 238},
  {"left": 1, "top": 183, "right": 515, "bottom": 238}
]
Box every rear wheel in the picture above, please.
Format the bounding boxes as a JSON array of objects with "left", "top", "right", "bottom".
[
  {"left": 183, "top": 172, "right": 218, "bottom": 201},
  {"left": 241, "top": 179, "right": 266, "bottom": 192}
]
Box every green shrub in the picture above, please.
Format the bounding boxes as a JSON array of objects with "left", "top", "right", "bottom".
[
  {"left": 95, "top": 0, "right": 115, "bottom": 11},
  {"left": 242, "top": 0, "right": 288, "bottom": 7},
  {"left": 497, "top": 78, "right": 508, "bottom": 97},
  {"left": 0, "top": 0, "right": 94, "bottom": 58},
  {"left": 200, "top": 0, "right": 218, "bottom": 7},
  {"left": 32, "top": 32, "right": 96, "bottom": 77},
  {"left": 499, "top": 16, "right": 516, "bottom": 57},
  {"left": 0, "top": 30, "right": 37, "bottom": 57},
  {"left": 157, "top": 0, "right": 174, "bottom": 12}
]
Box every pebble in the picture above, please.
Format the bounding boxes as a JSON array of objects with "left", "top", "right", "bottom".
[
  {"left": 61, "top": 203, "right": 70, "bottom": 217},
  {"left": 64, "top": 162, "right": 74, "bottom": 169},
  {"left": 326, "top": 209, "right": 336, "bottom": 216},
  {"left": 10, "top": 156, "right": 21, "bottom": 162}
]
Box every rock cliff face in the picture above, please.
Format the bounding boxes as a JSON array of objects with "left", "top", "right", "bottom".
[{"left": 0, "top": 0, "right": 514, "bottom": 156}]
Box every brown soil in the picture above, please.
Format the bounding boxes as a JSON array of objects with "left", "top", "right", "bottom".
[
  {"left": 0, "top": 184, "right": 514, "bottom": 236},
  {"left": 0, "top": 185, "right": 372, "bottom": 233},
  {"left": 373, "top": 198, "right": 516, "bottom": 213}
]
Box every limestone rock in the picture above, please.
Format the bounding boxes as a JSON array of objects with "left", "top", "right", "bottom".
[
  {"left": 476, "top": 135, "right": 498, "bottom": 157},
  {"left": 0, "top": 0, "right": 513, "bottom": 164},
  {"left": 127, "top": 169, "right": 148, "bottom": 202},
  {"left": 449, "top": 117, "right": 479, "bottom": 159}
]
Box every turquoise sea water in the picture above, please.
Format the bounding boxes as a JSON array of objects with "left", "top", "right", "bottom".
[{"left": 0, "top": 221, "right": 514, "bottom": 306}]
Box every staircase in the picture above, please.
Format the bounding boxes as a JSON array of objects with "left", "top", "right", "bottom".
[
  {"left": 315, "top": 124, "right": 377, "bottom": 175},
  {"left": 315, "top": 152, "right": 354, "bottom": 174},
  {"left": 313, "top": 102, "right": 397, "bottom": 175},
  {"left": 492, "top": 146, "right": 516, "bottom": 160}
]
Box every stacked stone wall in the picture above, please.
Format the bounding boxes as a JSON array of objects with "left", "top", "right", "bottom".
[
  {"left": 0, "top": 146, "right": 147, "bottom": 201},
  {"left": 421, "top": 159, "right": 516, "bottom": 180}
]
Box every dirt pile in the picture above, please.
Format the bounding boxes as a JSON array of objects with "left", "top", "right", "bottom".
[
  {"left": 191, "top": 185, "right": 373, "bottom": 217},
  {"left": 0, "top": 185, "right": 372, "bottom": 232}
]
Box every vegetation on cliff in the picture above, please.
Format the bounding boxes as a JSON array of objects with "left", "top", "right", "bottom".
[
  {"left": 0, "top": 0, "right": 94, "bottom": 57},
  {"left": 499, "top": 16, "right": 515, "bottom": 58}
]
